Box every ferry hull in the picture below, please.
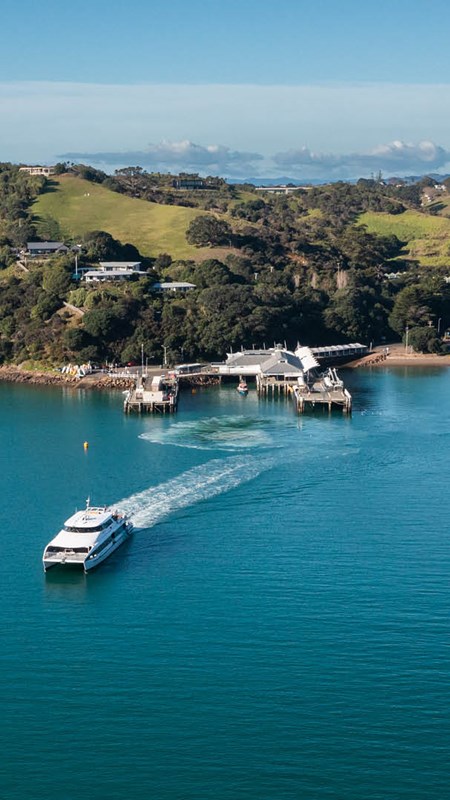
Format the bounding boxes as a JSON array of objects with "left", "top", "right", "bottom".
[
  {"left": 43, "top": 528, "right": 132, "bottom": 573},
  {"left": 84, "top": 529, "right": 132, "bottom": 572}
]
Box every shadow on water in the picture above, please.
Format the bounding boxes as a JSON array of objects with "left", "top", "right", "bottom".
[{"left": 43, "top": 539, "right": 134, "bottom": 596}]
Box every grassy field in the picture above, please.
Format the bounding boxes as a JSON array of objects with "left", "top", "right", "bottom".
[
  {"left": 359, "top": 210, "right": 450, "bottom": 267},
  {"left": 32, "top": 176, "right": 233, "bottom": 261}
]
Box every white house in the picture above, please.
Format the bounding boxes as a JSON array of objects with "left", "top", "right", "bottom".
[
  {"left": 19, "top": 166, "right": 56, "bottom": 177},
  {"left": 151, "top": 282, "right": 196, "bottom": 293},
  {"left": 83, "top": 262, "right": 144, "bottom": 283}
]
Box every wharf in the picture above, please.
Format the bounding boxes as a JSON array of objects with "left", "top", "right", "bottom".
[
  {"left": 123, "top": 374, "right": 178, "bottom": 414},
  {"left": 256, "top": 374, "right": 352, "bottom": 414}
]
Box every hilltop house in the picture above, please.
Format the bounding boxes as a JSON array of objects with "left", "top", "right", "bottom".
[
  {"left": 19, "top": 166, "right": 56, "bottom": 177},
  {"left": 254, "top": 185, "right": 305, "bottom": 195},
  {"left": 151, "top": 282, "right": 196, "bottom": 293},
  {"left": 25, "top": 241, "right": 69, "bottom": 257},
  {"left": 83, "top": 262, "right": 144, "bottom": 283}
]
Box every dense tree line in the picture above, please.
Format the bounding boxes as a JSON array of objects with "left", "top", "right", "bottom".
[{"left": 0, "top": 164, "right": 44, "bottom": 259}]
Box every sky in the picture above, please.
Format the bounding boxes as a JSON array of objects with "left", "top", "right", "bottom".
[{"left": 2, "top": 0, "right": 450, "bottom": 180}]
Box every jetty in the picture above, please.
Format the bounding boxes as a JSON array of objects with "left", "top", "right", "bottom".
[
  {"left": 251, "top": 346, "right": 352, "bottom": 414},
  {"left": 257, "top": 372, "right": 351, "bottom": 413},
  {"left": 119, "top": 343, "right": 354, "bottom": 415},
  {"left": 123, "top": 374, "right": 178, "bottom": 414}
]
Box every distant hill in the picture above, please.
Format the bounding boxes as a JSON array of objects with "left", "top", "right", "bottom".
[{"left": 32, "top": 175, "right": 232, "bottom": 260}]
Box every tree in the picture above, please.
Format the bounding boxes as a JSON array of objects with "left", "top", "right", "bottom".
[
  {"left": 389, "top": 285, "right": 433, "bottom": 335},
  {"left": 192, "top": 259, "right": 232, "bottom": 288},
  {"left": 63, "top": 327, "right": 93, "bottom": 354},
  {"left": 42, "top": 262, "right": 72, "bottom": 298},
  {"left": 83, "top": 231, "right": 140, "bottom": 261},
  {"left": 407, "top": 326, "right": 442, "bottom": 354},
  {"left": 324, "top": 286, "right": 390, "bottom": 342},
  {"left": 186, "top": 215, "right": 232, "bottom": 247}
]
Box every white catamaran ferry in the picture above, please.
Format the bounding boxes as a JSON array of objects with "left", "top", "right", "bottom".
[{"left": 43, "top": 499, "right": 133, "bottom": 573}]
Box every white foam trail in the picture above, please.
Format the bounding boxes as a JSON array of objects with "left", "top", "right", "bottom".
[
  {"left": 139, "top": 416, "right": 274, "bottom": 451},
  {"left": 116, "top": 455, "right": 273, "bottom": 530}
]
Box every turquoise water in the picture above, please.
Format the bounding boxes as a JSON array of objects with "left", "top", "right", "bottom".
[{"left": 1, "top": 370, "right": 450, "bottom": 799}]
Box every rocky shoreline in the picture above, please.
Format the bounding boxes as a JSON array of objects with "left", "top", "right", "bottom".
[
  {"left": 0, "top": 366, "right": 134, "bottom": 390},
  {"left": 1, "top": 349, "right": 449, "bottom": 392}
]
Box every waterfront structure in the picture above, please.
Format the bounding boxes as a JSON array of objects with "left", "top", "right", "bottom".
[
  {"left": 310, "top": 343, "right": 368, "bottom": 361},
  {"left": 124, "top": 374, "right": 178, "bottom": 414},
  {"left": 222, "top": 345, "right": 350, "bottom": 413},
  {"left": 219, "top": 343, "right": 367, "bottom": 375},
  {"left": 254, "top": 346, "right": 350, "bottom": 412}
]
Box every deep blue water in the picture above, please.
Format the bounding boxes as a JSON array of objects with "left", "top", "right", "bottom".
[{"left": 1, "top": 369, "right": 450, "bottom": 799}]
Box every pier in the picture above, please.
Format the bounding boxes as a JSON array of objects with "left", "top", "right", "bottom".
[
  {"left": 118, "top": 343, "right": 354, "bottom": 415},
  {"left": 123, "top": 374, "right": 178, "bottom": 414},
  {"left": 256, "top": 374, "right": 352, "bottom": 413},
  {"left": 293, "top": 384, "right": 352, "bottom": 414}
]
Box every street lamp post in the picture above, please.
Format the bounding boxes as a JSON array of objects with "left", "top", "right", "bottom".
[
  {"left": 405, "top": 325, "right": 409, "bottom": 353},
  {"left": 438, "top": 317, "right": 442, "bottom": 335}
]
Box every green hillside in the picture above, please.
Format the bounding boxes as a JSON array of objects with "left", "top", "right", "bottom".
[
  {"left": 359, "top": 210, "right": 450, "bottom": 267},
  {"left": 32, "top": 175, "right": 227, "bottom": 260}
]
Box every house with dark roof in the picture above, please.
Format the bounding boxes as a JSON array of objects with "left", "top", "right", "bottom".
[{"left": 25, "top": 241, "right": 69, "bottom": 257}]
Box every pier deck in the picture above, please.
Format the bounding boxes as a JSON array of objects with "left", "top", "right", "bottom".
[
  {"left": 123, "top": 375, "right": 178, "bottom": 414},
  {"left": 256, "top": 375, "right": 351, "bottom": 413}
]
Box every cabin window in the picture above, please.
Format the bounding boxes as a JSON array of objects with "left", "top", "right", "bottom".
[{"left": 64, "top": 521, "right": 111, "bottom": 533}]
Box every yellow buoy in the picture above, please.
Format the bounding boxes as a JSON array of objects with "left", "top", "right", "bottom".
[{"left": 83, "top": 441, "right": 89, "bottom": 450}]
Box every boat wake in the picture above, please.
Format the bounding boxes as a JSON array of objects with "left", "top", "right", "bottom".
[
  {"left": 116, "top": 454, "right": 273, "bottom": 530},
  {"left": 139, "top": 415, "right": 276, "bottom": 451}
]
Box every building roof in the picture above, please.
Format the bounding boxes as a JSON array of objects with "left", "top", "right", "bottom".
[
  {"left": 224, "top": 347, "right": 306, "bottom": 376},
  {"left": 260, "top": 350, "right": 304, "bottom": 376},
  {"left": 27, "top": 241, "right": 66, "bottom": 250},
  {"left": 310, "top": 343, "right": 366, "bottom": 354},
  {"left": 98, "top": 261, "right": 142, "bottom": 268},
  {"left": 151, "top": 282, "right": 196, "bottom": 290},
  {"left": 295, "top": 346, "right": 320, "bottom": 372},
  {"left": 83, "top": 269, "right": 140, "bottom": 279},
  {"left": 225, "top": 350, "right": 270, "bottom": 368}
]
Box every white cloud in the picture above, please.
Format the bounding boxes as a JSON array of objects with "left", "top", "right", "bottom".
[
  {"left": 59, "top": 139, "right": 264, "bottom": 175},
  {"left": 2, "top": 81, "right": 450, "bottom": 177},
  {"left": 273, "top": 140, "right": 450, "bottom": 178}
]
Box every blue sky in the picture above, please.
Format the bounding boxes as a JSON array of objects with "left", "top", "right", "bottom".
[{"left": 2, "top": 0, "right": 450, "bottom": 179}]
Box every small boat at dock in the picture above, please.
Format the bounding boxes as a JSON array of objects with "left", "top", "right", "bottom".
[
  {"left": 43, "top": 499, "right": 133, "bottom": 573},
  {"left": 237, "top": 380, "right": 248, "bottom": 396}
]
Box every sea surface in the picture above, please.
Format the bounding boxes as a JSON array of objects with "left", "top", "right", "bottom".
[{"left": 0, "top": 368, "right": 449, "bottom": 800}]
